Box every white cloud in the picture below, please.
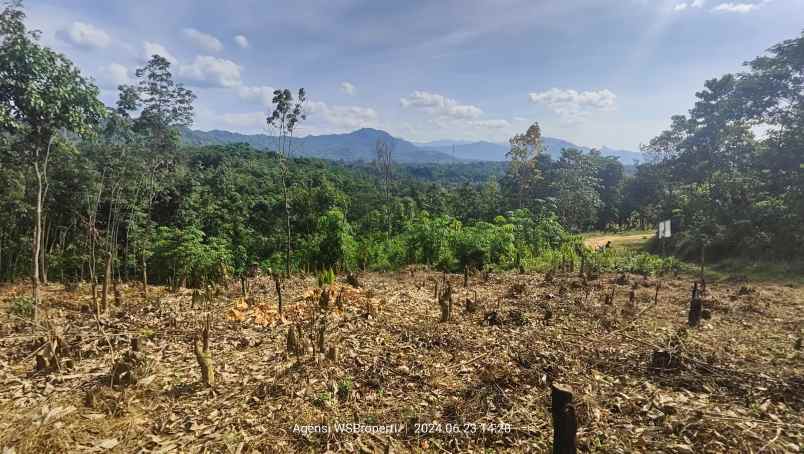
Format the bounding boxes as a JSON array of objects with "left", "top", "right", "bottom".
[
  {"left": 400, "top": 90, "right": 483, "bottom": 120},
  {"left": 97, "top": 63, "right": 131, "bottom": 88},
  {"left": 340, "top": 81, "right": 356, "bottom": 95},
  {"left": 674, "top": 0, "right": 706, "bottom": 12},
  {"left": 57, "top": 21, "right": 111, "bottom": 49},
  {"left": 711, "top": 2, "right": 762, "bottom": 13},
  {"left": 142, "top": 42, "right": 177, "bottom": 64},
  {"left": 468, "top": 119, "right": 511, "bottom": 129},
  {"left": 179, "top": 56, "right": 242, "bottom": 87},
  {"left": 307, "top": 101, "right": 379, "bottom": 130},
  {"left": 512, "top": 116, "right": 528, "bottom": 122},
  {"left": 234, "top": 35, "right": 249, "bottom": 48},
  {"left": 220, "top": 112, "right": 265, "bottom": 129},
  {"left": 182, "top": 28, "right": 224, "bottom": 52},
  {"left": 528, "top": 88, "right": 616, "bottom": 122},
  {"left": 237, "top": 85, "right": 276, "bottom": 108}
]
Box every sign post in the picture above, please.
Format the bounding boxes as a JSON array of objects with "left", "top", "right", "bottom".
[{"left": 658, "top": 219, "right": 671, "bottom": 256}]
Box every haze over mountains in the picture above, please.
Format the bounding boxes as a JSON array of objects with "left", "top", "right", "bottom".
[{"left": 182, "top": 128, "right": 645, "bottom": 164}]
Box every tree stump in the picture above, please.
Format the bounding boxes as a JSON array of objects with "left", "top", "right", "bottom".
[
  {"left": 688, "top": 282, "right": 702, "bottom": 327},
  {"left": 326, "top": 345, "right": 338, "bottom": 362},
  {"left": 272, "top": 272, "right": 283, "bottom": 316},
  {"left": 465, "top": 290, "right": 479, "bottom": 313},
  {"left": 193, "top": 321, "right": 215, "bottom": 387},
  {"left": 317, "top": 319, "right": 326, "bottom": 354},
  {"left": 551, "top": 383, "right": 577, "bottom": 454},
  {"left": 650, "top": 350, "right": 681, "bottom": 373},
  {"left": 438, "top": 280, "right": 453, "bottom": 322},
  {"left": 346, "top": 271, "right": 361, "bottom": 288},
  {"left": 287, "top": 326, "right": 299, "bottom": 356}
]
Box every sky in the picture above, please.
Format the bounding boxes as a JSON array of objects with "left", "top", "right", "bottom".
[{"left": 22, "top": 0, "right": 804, "bottom": 150}]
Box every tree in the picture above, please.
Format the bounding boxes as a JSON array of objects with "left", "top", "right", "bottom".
[
  {"left": 267, "top": 88, "right": 306, "bottom": 275},
  {"left": 552, "top": 149, "right": 602, "bottom": 232},
  {"left": 116, "top": 54, "right": 196, "bottom": 298},
  {"left": 314, "top": 208, "right": 356, "bottom": 270},
  {"left": 0, "top": 1, "right": 105, "bottom": 318},
  {"left": 375, "top": 139, "right": 394, "bottom": 237},
  {"left": 116, "top": 55, "right": 195, "bottom": 153},
  {"left": 505, "top": 122, "right": 543, "bottom": 211}
]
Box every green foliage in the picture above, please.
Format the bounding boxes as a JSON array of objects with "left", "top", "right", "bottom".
[
  {"left": 585, "top": 248, "right": 685, "bottom": 276},
  {"left": 6, "top": 295, "right": 34, "bottom": 319},
  {"left": 312, "top": 208, "right": 356, "bottom": 270},
  {"left": 337, "top": 377, "right": 353, "bottom": 400},
  {"left": 116, "top": 55, "right": 196, "bottom": 152},
  {"left": 3, "top": 0, "right": 800, "bottom": 287},
  {"left": 317, "top": 268, "right": 336, "bottom": 287},
  {"left": 640, "top": 31, "right": 804, "bottom": 260},
  {"left": 151, "top": 226, "right": 232, "bottom": 288},
  {"left": 0, "top": 3, "right": 105, "bottom": 140},
  {"left": 313, "top": 391, "right": 332, "bottom": 407}
]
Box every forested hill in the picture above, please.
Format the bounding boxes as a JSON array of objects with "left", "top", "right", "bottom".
[
  {"left": 182, "top": 127, "right": 644, "bottom": 164},
  {"left": 420, "top": 140, "right": 644, "bottom": 164},
  {"left": 181, "top": 127, "right": 459, "bottom": 163}
]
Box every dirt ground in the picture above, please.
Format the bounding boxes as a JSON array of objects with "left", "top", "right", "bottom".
[
  {"left": 0, "top": 270, "right": 801, "bottom": 453},
  {"left": 583, "top": 232, "right": 653, "bottom": 251}
]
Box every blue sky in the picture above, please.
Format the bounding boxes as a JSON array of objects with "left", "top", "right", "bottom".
[{"left": 23, "top": 0, "right": 804, "bottom": 150}]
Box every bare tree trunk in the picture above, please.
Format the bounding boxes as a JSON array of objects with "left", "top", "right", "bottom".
[
  {"left": 273, "top": 272, "right": 283, "bottom": 317},
  {"left": 284, "top": 179, "right": 291, "bottom": 276},
  {"left": 101, "top": 251, "right": 112, "bottom": 314},
  {"left": 40, "top": 214, "right": 48, "bottom": 284},
  {"left": 141, "top": 252, "right": 148, "bottom": 299},
  {"left": 32, "top": 160, "right": 42, "bottom": 321}
]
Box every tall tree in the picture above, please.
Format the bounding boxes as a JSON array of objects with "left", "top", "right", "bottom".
[
  {"left": 0, "top": 0, "right": 105, "bottom": 318},
  {"left": 505, "top": 122, "right": 543, "bottom": 211},
  {"left": 375, "top": 139, "right": 394, "bottom": 237},
  {"left": 552, "top": 149, "right": 602, "bottom": 232},
  {"left": 116, "top": 54, "right": 196, "bottom": 297},
  {"left": 267, "top": 88, "right": 306, "bottom": 275}
]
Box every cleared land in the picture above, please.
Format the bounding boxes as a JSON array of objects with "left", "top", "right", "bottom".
[
  {"left": 583, "top": 231, "right": 654, "bottom": 251},
  {"left": 1, "top": 269, "right": 802, "bottom": 453}
]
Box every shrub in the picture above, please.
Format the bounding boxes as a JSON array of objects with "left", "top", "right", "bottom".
[
  {"left": 317, "top": 268, "right": 336, "bottom": 287},
  {"left": 6, "top": 296, "right": 35, "bottom": 319}
]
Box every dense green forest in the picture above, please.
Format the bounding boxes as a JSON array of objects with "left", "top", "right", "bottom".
[{"left": 1, "top": 1, "right": 802, "bottom": 299}]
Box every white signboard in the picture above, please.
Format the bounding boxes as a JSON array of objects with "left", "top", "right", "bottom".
[{"left": 658, "top": 220, "right": 672, "bottom": 239}]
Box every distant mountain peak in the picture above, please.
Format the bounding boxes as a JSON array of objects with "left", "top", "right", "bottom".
[{"left": 181, "top": 127, "right": 643, "bottom": 164}]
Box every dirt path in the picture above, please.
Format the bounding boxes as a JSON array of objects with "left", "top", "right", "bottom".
[{"left": 584, "top": 232, "right": 653, "bottom": 250}]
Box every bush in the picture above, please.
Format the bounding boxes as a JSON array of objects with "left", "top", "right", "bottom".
[
  {"left": 585, "top": 248, "right": 686, "bottom": 276},
  {"left": 150, "top": 226, "right": 233, "bottom": 288},
  {"left": 6, "top": 296, "right": 34, "bottom": 319},
  {"left": 317, "top": 268, "right": 336, "bottom": 287}
]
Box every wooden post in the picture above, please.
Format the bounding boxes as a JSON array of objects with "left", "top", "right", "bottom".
[
  {"left": 272, "top": 272, "right": 283, "bottom": 317},
  {"left": 551, "top": 383, "right": 577, "bottom": 454},
  {"left": 438, "top": 280, "right": 452, "bottom": 322},
  {"left": 654, "top": 281, "right": 660, "bottom": 304},
  {"left": 688, "top": 282, "right": 702, "bottom": 327}
]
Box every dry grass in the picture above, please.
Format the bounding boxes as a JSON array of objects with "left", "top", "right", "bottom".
[{"left": 0, "top": 271, "right": 801, "bottom": 453}]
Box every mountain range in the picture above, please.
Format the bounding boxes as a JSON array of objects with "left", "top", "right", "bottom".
[{"left": 181, "top": 128, "right": 644, "bottom": 164}]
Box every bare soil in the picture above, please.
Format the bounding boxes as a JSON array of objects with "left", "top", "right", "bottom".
[
  {"left": 584, "top": 232, "right": 653, "bottom": 251},
  {"left": 0, "top": 271, "right": 801, "bottom": 453}
]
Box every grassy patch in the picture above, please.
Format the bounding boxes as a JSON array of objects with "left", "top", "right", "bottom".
[{"left": 702, "top": 258, "right": 804, "bottom": 286}]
